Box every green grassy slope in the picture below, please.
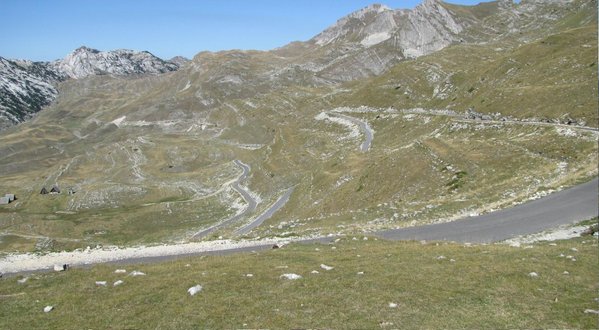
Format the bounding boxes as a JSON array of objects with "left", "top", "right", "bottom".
[
  {"left": 0, "top": 236, "right": 597, "bottom": 329},
  {"left": 340, "top": 23, "right": 598, "bottom": 126},
  {"left": 0, "top": 2, "right": 597, "bottom": 251}
]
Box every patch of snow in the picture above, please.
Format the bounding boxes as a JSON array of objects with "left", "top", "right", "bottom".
[
  {"left": 17, "top": 277, "right": 28, "bottom": 284},
  {"left": 95, "top": 281, "right": 107, "bottom": 286},
  {"left": 113, "top": 280, "right": 124, "bottom": 286},
  {"left": 388, "top": 302, "right": 398, "bottom": 308},
  {"left": 114, "top": 269, "right": 127, "bottom": 274},
  {"left": 528, "top": 272, "right": 539, "bottom": 278}
]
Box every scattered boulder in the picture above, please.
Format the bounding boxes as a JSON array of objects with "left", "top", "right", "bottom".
[
  {"left": 320, "top": 264, "right": 334, "bottom": 271},
  {"left": 95, "top": 281, "right": 107, "bottom": 286},
  {"left": 188, "top": 285, "right": 203, "bottom": 296},
  {"left": 311, "top": 270, "right": 320, "bottom": 274},
  {"left": 388, "top": 302, "right": 398, "bottom": 308},
  {"left": 17, "top": 277, "right": 28, "bottom": 284},
  {"left": 129, "top": 271, "right": 146, "bottom": 276},
  {"left": 280, "top": 273, "right": 302, "bottom": 280},
  {"left": 528, "top": 272, "right": 539, "bottom": 278},
  {"left": 43, "top": 306, "right": 54, "bottom": 313}
]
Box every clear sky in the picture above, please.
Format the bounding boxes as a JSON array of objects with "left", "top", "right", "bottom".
[{"left": 1, "top": 0, "right": 493, "bottom": 62}]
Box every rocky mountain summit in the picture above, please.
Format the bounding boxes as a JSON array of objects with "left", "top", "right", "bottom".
[
  {"left": 1, "top": 1, "right": 588, "bottom": 130},
  {"left": 49, "top": 46, "right": 178, "bottom": 79},
  {"left": 0, "top": 47, "right": 180, "bottom": 130}
]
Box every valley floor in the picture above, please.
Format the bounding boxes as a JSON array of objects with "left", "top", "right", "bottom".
[{"left": 1, "top": 178, "right": 596, "bottom": 275}]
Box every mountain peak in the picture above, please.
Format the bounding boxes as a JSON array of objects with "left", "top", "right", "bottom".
[
  {"left": 73, "top": 46, "right": 100, "bottom": 54},
  {"left": 53, "top": 47, "right": 178, "bottom": 79}
]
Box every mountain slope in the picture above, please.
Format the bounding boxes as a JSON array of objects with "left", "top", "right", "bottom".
[
  {"left": 0, "top": 58, "right": 60, "bottom": 130},
  {"left": 0, "top": 0, "right": 596, "bottom": 252},
  {"left": 0, "top": 47, "right": 180, "bottom": 130}
]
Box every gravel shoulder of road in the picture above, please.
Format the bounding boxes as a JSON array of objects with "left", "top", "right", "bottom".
[{"left": 0, "top": 236, "right": 310, "bottom": 275}]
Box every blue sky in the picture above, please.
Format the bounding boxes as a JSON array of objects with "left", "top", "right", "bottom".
[{"left": 1, "top": 0, "right": 493, "bottom": 61}]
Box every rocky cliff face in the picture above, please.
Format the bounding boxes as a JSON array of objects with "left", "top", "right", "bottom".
[
  {"left": 0, "top": 57, "right": 60, "bottom": 130},
  {"left": 294, "top": 0, "right": 477, "bottom": 81},
  {"left": 0, "top": 47, "right": 180, "bottom": 129},
  {"left": 49, "top": 47, "right": 179, "bottom": 79}
]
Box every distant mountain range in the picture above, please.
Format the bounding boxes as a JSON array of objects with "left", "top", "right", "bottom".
[
  {"left": 1, "top": 0, "right": 587, "bottom": 131},
  {"left": 0, "top": 47, "right": 186, "bottom": 130}
]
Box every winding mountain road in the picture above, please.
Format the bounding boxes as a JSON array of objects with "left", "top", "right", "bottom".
[
  {"left": 191, "top": 160, "right": 257, "bottom": 239},
  {"left": 376, "top": 178, "right": 598, "bottom": 243},
  {"left": 2, "top": 178, "right": 597, "bottom": 275},
  {"left": 333, "top": 113, "right": 374, "bottom": 152},
  {"left": 235, "top": 187, "right": 295, "bottom": 235}
]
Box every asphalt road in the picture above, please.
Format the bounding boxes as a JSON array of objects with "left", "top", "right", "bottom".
[
  {"left": 235, "top": 187, "right": 295, "bottom": 235},
  {"left": 3, "top": 179, "right": 596, "bottom": 277},
  {"left": 191, "top": 160, "right": 257, "bottom": 239},
  {"left": 334, "top": 113, "right": 374, "bottom": 152},
  {"left": 376, "top": 178, "right": 598, "bottom": 243}
]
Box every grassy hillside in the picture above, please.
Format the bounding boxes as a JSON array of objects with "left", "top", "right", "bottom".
[
  {"left": 0, "top": 2, "right": 597, "bottom": 251},
  {"left": 340, "top": 23, "right": 598, "bottom": 126},
  {"left": 0, "top": 235, "right": 597, "bottom": 328}
]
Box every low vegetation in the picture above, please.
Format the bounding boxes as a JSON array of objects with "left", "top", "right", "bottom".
[{"left": 1, "top": 236, "right": 597, "bottom": 328}]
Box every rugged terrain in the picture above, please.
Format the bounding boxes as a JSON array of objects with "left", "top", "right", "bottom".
[
  {"left": 0, "top": 47, "right": 181, "bottom": 130},
  {"left": 0, "top": 0, "right": 597, "bottom": 253}
]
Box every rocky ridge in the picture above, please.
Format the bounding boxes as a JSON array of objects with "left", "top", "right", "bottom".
[{"left": 0, "top": 47, "right": 180, "bottom": 129}]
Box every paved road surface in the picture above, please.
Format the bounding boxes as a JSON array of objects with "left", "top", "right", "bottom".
[
  {"left": 3, "top": 179, "right": 596, "bottom": 276},
  {"left": 334, "top": 113, "right": 374, "bottom": 152},
  {"left": 191, "top": 160, "right": 258, "bottom": 239},
  {"left": 376, "top": 178, "right": 598, "bottom": 243},
  {"left": 235, "top": 187, "right": 295, "bottom": 235}
]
